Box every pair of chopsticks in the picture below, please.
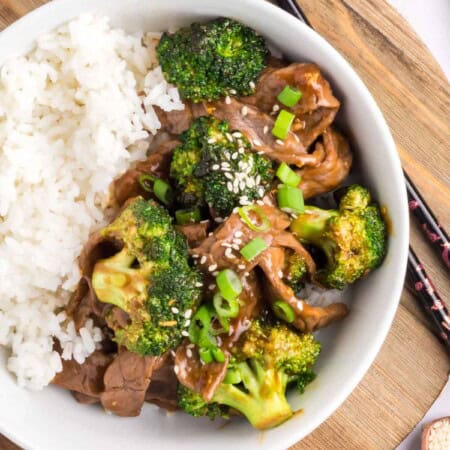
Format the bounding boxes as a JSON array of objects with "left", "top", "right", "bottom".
[{"left": 275, "top": 0, "right": 450, "bottom": 354}]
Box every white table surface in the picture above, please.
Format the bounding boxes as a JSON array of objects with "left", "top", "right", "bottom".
[{"left": 389, "top": 0, "right": 449, "bottom": 80}]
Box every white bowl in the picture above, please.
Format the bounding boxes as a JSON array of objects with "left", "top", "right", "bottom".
[{"left": 0, "top": 0, "right": 409, "bottom": 449}]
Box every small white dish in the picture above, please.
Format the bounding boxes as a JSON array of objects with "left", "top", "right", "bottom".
[{"left": 0, "top": 0, "right": 409, "bottom": 449}]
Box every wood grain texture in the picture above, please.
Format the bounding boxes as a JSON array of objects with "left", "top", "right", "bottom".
[{"left": 0, "top": 0, "right": 449, "bottom": 449}]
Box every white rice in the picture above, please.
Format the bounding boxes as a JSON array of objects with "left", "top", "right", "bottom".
[{"left": 0, "top": 15, "right": 184, "bottom": 390}]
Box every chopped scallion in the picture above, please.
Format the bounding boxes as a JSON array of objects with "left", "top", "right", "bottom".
[
  {"left": 212, "top": 347, "right": 225, "bottom": 363},
  {"left": 213, "top": 293, "right": 239, "bottom": 319},
  {"left": 199, "top": 347, "right": 213, "bottom": 364},
  {"left": 277, "top": 85, "right": 302, "bottom": 107},
  {"left": 138, "top": 174, "right": 156, "bottom": 192},
  {"left": 216, "top": 269, "right": 242, "bottom": 301},
  {"left": 238, "top": 205, "right": 270, "bottom": 232},
  {"left": 277, "top": 185, "right": 304, "bottom": 214},
  {"left": 273, "top": 300, "right": 295, "bottom": 323},
  {"left": 239, "top": 236, "right": 268, "bottom": 261},
  {"left": 276, "top": 162, "right": 301, "bottom": 187},
  {"left": 272, "top": 110, "right": 295, "bottom": 140},
  {"left": 153, "top": 179, "right": 173, "bottom": 205},
  {"left": 175, "top": 208, "right": 201, "bottom": 225}
]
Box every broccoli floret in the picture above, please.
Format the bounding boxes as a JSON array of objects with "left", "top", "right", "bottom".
[
  {"left": 92, "top": 197, "right": 202, "bottom": 356},
  {"left": 157, "top": 18, "right": 269, "bottom": 102},
  {"left": 170, "top": 116, "right": 274, "bottom": 216},
  {"left": 285, "top": 253, "right": 308, "bottom": 294},
  {"left": 177, "top": 383, "right": 230, "bottom": 420},
  {"left": 290, "top": 185, "right": 387, "bottom": 290},
  {"left": 177, "top": 320, "right": 320, "bottom": 429}
]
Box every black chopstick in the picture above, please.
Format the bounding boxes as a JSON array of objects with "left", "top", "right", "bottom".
[
  {"left": 407, "top": 247, "right": 450, "bottom": 352},
  {"left": 405, "top": 172, "right": 450, "bottom": 270},
  {"left": 275, "top": 0, "right": 450, "bottom": 354}
]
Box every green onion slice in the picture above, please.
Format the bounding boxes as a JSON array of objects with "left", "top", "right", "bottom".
[
  {"left": 216, "top": 269, "right": 242, "bottom": 301},
  {"left": 212, "top": 347, "right": 225, "bottom": 363},
  {"left": 188, "top": 305, "right": 216, "bottom": 348},
  {"left": 175, "top": 208, "right": 201, "bottom": 225},
  {"left": 138, "top": 174, "right": 156, "bottom": 192},
  {"left": 272, "top": 110, "right": 295, "bottom": 140},
  {"left": 213, "top": 293, "right": 240, "bottom": 319},
  {"left": 153, "top": 179, "right": 173, "bottom": 205},
  {"left": 277, "top": 185, "right": 305, "bottom": 214},
  {"left": 277, "top": 85, "right": 303, "bottom": 108},
  {"left": 276, "top": 162, "right": 301, "bottom": 187},
  {"left": 238, "top": 205, "right": 270, "bottom": 232},
  {"left": 240, "top": 236, "right": 268, "bottom": 262},
  {"left": 223, "top": 369, "right": 242, "bottom": 384},
  {"left": 199, "top": 347, "right": 213, "bottom": 364},
  {"left": 273, "top": 300, "right": 295, "bottom": 323}
]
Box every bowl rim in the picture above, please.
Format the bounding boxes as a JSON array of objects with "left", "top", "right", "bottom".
[{"left": 0, "top": 0, "right": 409, "bottom": 448}]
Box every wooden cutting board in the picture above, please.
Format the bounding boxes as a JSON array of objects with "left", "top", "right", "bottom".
[{"left": 0, "top": 1, "right": 449, "bottom": 449}]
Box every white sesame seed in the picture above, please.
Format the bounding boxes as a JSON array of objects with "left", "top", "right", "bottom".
[
  {"left": 212, "top": 271, "right": 219, "bottom": 277},
  {"left": 171, "top": 307, "right": 179, "bottom": 314},
  {"left": 233, "top": 238, "right": 242, "bottom": 245},
  {"left": 225, "top": 95, "right": 231, "bottom": 104},
  {"left": 257, "top": 187, "right": 265, "bottom": 196},
  {"left": 195, "top": 282, "right": 203, "bottom": 287},
  {"left": 233, "top": 207, "right": 240, "bottom": 214},
  {"left": 276, "top": 139, "right": 284, "bottom": 145},
  {"left": 255, "top": 175, "right": 261, "bottom": 184},
  {"left": 215, "top": 217, "right": 224, "bottom": 223},
  {"left": 272, "top": 104, "right": 280, "bottom": 112},
  {"left": 256, "top": 200, "right": 265, "bottom": 206},
  {"left": 225, "top": 172, "right": 233, "bottom": 180},
  {"left": 208, "top": 232, "right": 214, "bottom": 236},
  {"left": 297, "top": 300, "right": 304, "bottom": 311},
  {"left": 221, "top": 242, "right": 232, "bottom": 248},
  {"left": 208, "top": 264, "right": 218, "bottom": 272},
  {"left": 249, "top": 81, "right": 256, "bottom": 89},
  {"left": 241, "top": 106, "right": 249, "bottom": 116},
  {"left": 263, "top": 125, "right": 269, "bottom": 134},
  {"left": 234, "top": 230, "right": 243, "bottom": 238},
  {"left": 222, "top": 161, "right": 230, "bottom": 167},
  {"left": 232, "top": 244, "right": 240, "bottom": 250},
  {"left": 226, "top": 133, "right": 233, "bottom": 142},
  {"left": 278, "top": 270, "right": 283, "bottom": 278},
  {"left": 253, "top": 139, "right": 262, "bottom": 147},
  {"left": 207, "top": 138, "right": 216, "bottom": 144},
  {"left": 186, "top": 348, "right": 193, "bottom": 358},
  {"left": 227, "top": 181, "right": 233, "bottom": 191},
  {"left": 184, "top": 319, "right": 191, "bottom": 327},
  {"left": 246, "top": 178, "right": 255, "bottom": 188},
  {"left": 181, "top": 330, "right": 189, "bottom": 337},
  {"left": 231, "top": 152, "right": 238, "bottom": 160},
  {"left": 209, "top": 284, "right": 216, "bottom": 290},
  {"left": 239, "top": 181, "right": 246, "bottom": 191},
  {"left": 238, "top": 264, "right": 246, "bottom": 270},
  {"left": 200, "top": 256, "right": 207, "bottom": 264},
  {"left": 225, "top": 248, "right": 234, "bottom": 258},
  {"left": 232, "top": 132, "right": 242, "bottom": 138},
  {"left": 230, "top": 89, "right": 237, "bottom": 95},
  {"left": 174, "top": 365, "right": 180, "bottom": 374},
  {"left": 185, "top": 309, "right": 193, "bottom": 318},
  {"left": 238, "top": 147, "right": 245, "bottom": 154},
  {"left": 192, "top": 254, "right": 199, "bottom": 259},
  {"left": 212, "top": 164, "right": 220, "bottom": 170}
]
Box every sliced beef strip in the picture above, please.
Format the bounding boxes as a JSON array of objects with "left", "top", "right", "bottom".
[
  {"left": 145, "top": 359, "right": 179, "bottom": 411},
  {"left": 190, "top": 203, "right": 315, "bottom": 276},
  {"left": 176, "top": 221, "right": 210, "bottom": 248},
  {"left": 297, "top": 128, "right": 352, "bottom": 199},
  {"left": 203, "top": 97, "right": 323, "bottom": 167},
  {"left": 52, "top": 350, "right": 113, "bottom": 401},
  {"left": 113, "top": 139, "right": 180, "bottom": 206},
  {"left": 100, "top": 350, "right": 159, "bottom": 417},
  {"left": 175, "top": 343, "right": 229, "bottom": 402},
  {"left": 258, "top": 247, "right": 348, "bottom": 332},
  {"left": 242, "top": 63, "right": 340, "bottom": 149}
]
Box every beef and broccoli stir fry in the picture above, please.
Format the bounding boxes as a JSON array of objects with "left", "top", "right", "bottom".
[{"left": 53, "top": 17, "right": 387, "bottom": 429}]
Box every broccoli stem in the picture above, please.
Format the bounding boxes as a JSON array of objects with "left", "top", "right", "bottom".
[
  {"left": 213, "top": 361, "right": 293, "bottom": 429},
  {"left": 290, "top": 206, "right": 337, "bottom": 242}
]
